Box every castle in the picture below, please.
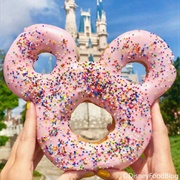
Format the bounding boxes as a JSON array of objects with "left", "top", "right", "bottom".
[
  {"left": 64, "top": 0, "right": 139, "bottom": 140},
  {"left": 64, "top": 0, "right": 139, "bottom": 83}
]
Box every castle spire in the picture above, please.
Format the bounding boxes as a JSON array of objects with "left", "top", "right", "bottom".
[
  {"left": 96, "top": 0, "right": 108, "bottom": 50},
  {"left": 96, "top": 0, "right": 104, "bottom": 20},
  {"left": 64, "top": 0, "right": 77, "bottom": 38}
]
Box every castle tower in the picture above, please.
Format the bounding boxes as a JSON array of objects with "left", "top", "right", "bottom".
[
  {"left": 64, "top": 0, "right": 77, "bottom": 38},
  {"left": 75, "top": 0, "right": 108, "bottom": 62},
  {"left": 78, "top": 9, "right": 94, "bottom": 38},
  {"left": 96, "top": 0, "right": 108, "bottom": 50},
  {"left": 77, "top": 9, "right": 97, "bottom": 62}
]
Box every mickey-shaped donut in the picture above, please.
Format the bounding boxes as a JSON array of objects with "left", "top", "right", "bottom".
[{"left": 4, "top": 24, "right": 176, "bottom": 170}]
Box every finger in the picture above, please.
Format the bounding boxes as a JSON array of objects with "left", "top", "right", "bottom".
[
  {"left": 96, "top": 169, "right": 133, "bottom": 180},
  {"left": 33, "top": 141, "right": 44, "bottom": 169},
  {"left": 107, "top": 119, "right": 115, "bottom": 132},
  {"left": 143, "top": 135, "right": 153, "bottom": 157},
  {"left": 131, "top": 139, "right": 154, "bottom": 173},
  {"left": 130, "top": 157, "right": 145, "bottom": 174},
  {"left": 33, "top": 140, "right": 41, "bottom": 158},
  {"left": 1, "top": 131, "right": 22, "bottom": 175},
  {"left": 57, "top": 170, "right": 95, "bottom": 180},
  {"left": 151, "top": 100, "right": 176, "bottom": 173},
  {"left": 14, "top": 102, "right": 37, "bottom": 165},
  {"left": 33, "top": 148, "right": 44, "bottom": 169},
  {"left": 131, "top": 101, "right": 164, "bottom": 172},
  {"left": 151, "top": 100, "right": 168, "bottom": 133},
  {"left": 151, "top": 100, "right": 171, "bottom": 155}
]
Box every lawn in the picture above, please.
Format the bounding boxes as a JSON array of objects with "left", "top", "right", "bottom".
[{"left": 170, "top": 136, "right": 180, "bottom": 178}]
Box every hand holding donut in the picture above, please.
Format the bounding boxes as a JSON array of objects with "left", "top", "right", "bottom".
[
  {"left": 1, "top": 102, "right": 177, "bottom": 180},
  {"left": 0, "top": 102, "right": 94, "bottom": 180},
  {"left": 3, "top": 24, "right": 176, "bottom": 171},
  {"left": 95, "top": 101, "right": 177, "bottom": 180},
  {"left": 0, "top": 102, "right": 44, "bottom": 180}
]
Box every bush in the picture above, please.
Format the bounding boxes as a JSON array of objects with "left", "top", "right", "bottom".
[
  {"left": 33, "top": 170, "right": 42, "bottom": 177},
  {"left": 0, "top": 136, "right": 9, "bottom": 146},
  {"left": 0, "top": 162, "right": 6, "bottom": 170}
]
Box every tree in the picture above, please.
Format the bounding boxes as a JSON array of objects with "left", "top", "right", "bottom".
[
  {"left": 0, "top": 50, "right": 6, "bottom": 81},
  {"left": 160, "top": 57, "right": 180, "bottom": 135},
  {"left": 21, "top": 104, "right": 26, "bottom": 124},
  {"left": 0, "top": 50, "right": 19, "bottom": 146}
]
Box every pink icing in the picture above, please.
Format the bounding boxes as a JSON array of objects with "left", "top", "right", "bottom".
[{"left": 4, "top": 24, "right": 176, "bottom": 171}]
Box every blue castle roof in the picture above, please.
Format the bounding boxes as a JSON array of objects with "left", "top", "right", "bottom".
[
  {"left": 88, "top": 38, "right": 92, "bottom": 47},
  {"left": 79, "top": 15, "right": 95, "bottom": 33},
  {"left": 78, "top": 0, "right": 104, "bottom": 33},
  {"left": 97, "top": 0, "right": 103, "bottom": 19},
  {"left": 89, "top": 54, "right": 94, "bottom": 62}
]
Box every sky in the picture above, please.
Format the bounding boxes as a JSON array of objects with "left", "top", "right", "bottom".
[{"left": 0, "top": 0, "right": 179, "bottom": 116}]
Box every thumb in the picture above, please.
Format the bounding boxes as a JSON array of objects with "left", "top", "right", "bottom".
[
  {"left": 96, "top": 169, "right": 133, "bottom": 180},
  {"left": 57, "top": 170, "right": 95, "bottom": 180},
  {"left": 14, "top": 102, "right": 37, "bottom": 165}
]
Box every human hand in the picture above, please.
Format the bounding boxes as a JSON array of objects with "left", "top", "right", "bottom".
[
  {"left": 0, "top": 102, "right": 95, "bottom": 180},
  {"left": 95, "top": 100, "right": 177, "bottom": 180},
  {"left": 0, "top": 102, "right": 44, "bottom": 180},
  {"left": 1, "top": 101, "right": 176, "bottom": 180},
  {"left": 57, "top": 171, "right": 96, "bottom": 180}
]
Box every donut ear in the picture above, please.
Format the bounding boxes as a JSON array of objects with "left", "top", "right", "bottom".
[
  {"left": 3, "top": 24, "right": 78, "bottom": 101},
  {"left": 100, "top": 30, "right": 176, "bottom": 104},
  {"left": 23, "top": 24, "right": 79, "bottom": 65}
]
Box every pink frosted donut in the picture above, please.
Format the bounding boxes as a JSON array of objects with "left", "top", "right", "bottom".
[{"left": 4, "top": 24, "right": 176, "bottom": 171}]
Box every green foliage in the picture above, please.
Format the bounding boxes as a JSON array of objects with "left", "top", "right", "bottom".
[
  {"left": 0, "top": 122, "right": 7, "bottom": 148},
  {"left": 0, "top": 81, "right": 19, "bottom": 117},
  {"left": 0, "top": 49, "right": 18, "bottom": 119},
  {"left": 170, "top": 136, "right": 180, "bottom": 177},
  {"left": 0, "top": 50, "right": 6, "bottom": 82},
  {"left": 125, "top": 166, "right": 134, "bottom": 174},
  {"left": 0, "top": 136, "right": 9, "bottom": 146},
  {"left": 21, "top": 104, "right": 27, "bottom": 124},
  {"left": 0, "top": 49, "right": 19, "bottom": 147},
  {"left": 160, "top": 57, "right": 180, "bottom": 135},
  {"left": 0, "top": 121, "right": 7, "bottom": 131},
  {"left": 33, "top": 170, "right": 42, "bottom": 177},
  {"left": 0, "top": 162, "right": 6, "bottom": 170}
]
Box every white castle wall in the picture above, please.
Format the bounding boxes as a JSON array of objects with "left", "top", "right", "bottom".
[
  {"left": 70, "top": 102, "right": 112, "bottom": 140},
  {"left": 0, "top": 121, "right": 22, "bottom": 137}
]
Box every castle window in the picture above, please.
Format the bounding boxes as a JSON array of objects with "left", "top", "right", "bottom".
[{"left": 86, "top": 26, "right": 89, "bottom": 32}]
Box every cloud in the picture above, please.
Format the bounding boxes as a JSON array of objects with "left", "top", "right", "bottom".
[{"left": 0, "top": 0, "right": 61, "bottom": 50}]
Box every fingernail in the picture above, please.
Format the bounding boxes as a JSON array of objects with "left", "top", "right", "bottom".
[
  {"left": 83, "top": 172, "right": 95, "bottom": 178},
  {"left": 26, "top": 101, "right": 31, "bottom": 110},
  {"left": 97, "top": 169, "right": 110, "bottom": 179}
]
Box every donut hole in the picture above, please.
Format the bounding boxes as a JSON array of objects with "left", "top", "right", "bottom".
[
  {"left": 122, "top": 62, "right": 146, "bottom": 84},
  {"left": 33, "top": 52, "right": 56, "bottom": 74},
  {"left": 69, "top": 102, "right": 114, "bottom": 143}
]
